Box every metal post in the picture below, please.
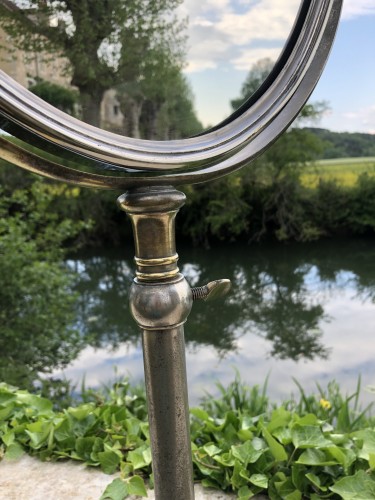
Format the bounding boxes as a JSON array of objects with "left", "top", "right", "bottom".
[{"left": 118, "top": 186, "right": 195, "bottom": 500}]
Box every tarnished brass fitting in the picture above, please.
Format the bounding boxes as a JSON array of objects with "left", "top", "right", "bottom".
[{"left": 130, "top": 274, "right": 193, "bottom": 330}]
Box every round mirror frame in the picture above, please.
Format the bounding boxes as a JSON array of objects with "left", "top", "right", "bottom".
[{"left": 0, "top": 0, "right": 342, "bottom": 189}]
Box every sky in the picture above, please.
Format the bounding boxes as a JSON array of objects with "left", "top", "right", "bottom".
[{"left": 179, "top": 0, "right": 375, "bottom": 134}]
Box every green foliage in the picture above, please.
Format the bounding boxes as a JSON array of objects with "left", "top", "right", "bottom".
[
  {"left": 230, "top": 58, "right": 274, "bottom": 110},
  {"left": 29, "top": 79, "right": 78, "bottom": 115},
  {"left": 0, "top": 0, "right": 187, "bottom": 130},
  {"left": 1, "top": 378, "right": 375, "bottom": 499},
  {"left": 0, "top": 182, "right": 88, "bottom": 388},
  {"left": 306, "top": 128, "right": 375, "bottom": 159}
]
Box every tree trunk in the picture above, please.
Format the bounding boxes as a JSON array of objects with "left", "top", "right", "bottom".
[
  {"left": 79, "top": 90, "right": 104, "bottom": 128},
  {"left": 121, "top": 97, "right": 143, "bottom": 139}
]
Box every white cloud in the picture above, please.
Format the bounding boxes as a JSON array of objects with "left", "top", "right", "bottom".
[
  {"left": 180, "top": 0, "right": 300, "bottom": 73},
  {"left": 342, "top": 0, "right": 375, "bottom": 20},
  {"left": 233, "top": 47, "right": 282, "bottom": 71},
  {"left": 342, "top": 105, "right": 375, "bottom": 133},
  {"left": 181, "top": 0, "right": 375, "bottom": 74}
]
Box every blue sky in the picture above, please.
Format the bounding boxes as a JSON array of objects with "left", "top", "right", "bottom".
[{"left": 180, "top": 0, "right": 375, "bottom": 133}]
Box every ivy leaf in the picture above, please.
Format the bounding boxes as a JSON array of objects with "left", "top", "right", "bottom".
[
  {"left": 274, "top": 475, "right": 302, "bottom": 500},
  {"left": 353, "top": 430, "right": 375, "bottom": 460},
  {"left": 97, "top": 451, "right": 121, "bottom": 474},
  {"left": 128, "top": 445, "right": 152, "bottom": 470},
  {"left": 231, "top": 441, "right": 263, "bottom": 465},
  {"left": 75, "top": 437, "right": 97, "bottom": 461},
  {"left": 4, "top": 442, "right": 24, "bottom": 460},
  {"left": 203, "top": 443, "right": 221, "bottom": 457},
  {"left": 237, "top": 485, "right": 253, "bottom": 500},
  {"left": 306, "top": 472, "right": 328, "bottom": 492},
  {"left": 190, "top": 408, "right": 210, "bottom": 422},
  {"left": 25, "top": 421, "right": 52, "bottom": 449},
  {"left": 262, "top": 427, "right": 288, "bottom": 461},
  {"left": 249, "top": 473, "right": 268, "bottom": 489},
  {"left": 16, "top": 393, "right": 53, "bottom": 415},
  {"left": 327, "top": 446, "right": 356, "bottom": 471},
  {"left": 291, "top": 425, "right": 332, "bottom": 449},
  {"left": 330, "top": 470, "right": 375, "bottom": 499},
  {"left": 0, "top": 405, "right": 15, "bottom": 421},
  {"left": 127, "top": 476, "right": 147, "bottom": 497},
  {"left": 267, "top": 407, "right": 291, "bottom": 433},
  {"left": 296, "top": 448, "right": 337, "bottom": 466},
  {"left": 100, "top": 478, "right": 128, "bottom": 500},
  {"left": 369, "top": 453, "right": 375, "bottom": 470}
]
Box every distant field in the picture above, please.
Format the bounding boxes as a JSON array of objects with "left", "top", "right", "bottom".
[{"left": 301, "top": 157, "right": 375, "bottom": 188}]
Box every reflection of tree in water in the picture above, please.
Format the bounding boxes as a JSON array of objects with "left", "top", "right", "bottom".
[
  {"left": 70, "top": 238, "right": 375, "bottom": 366},
  {"left": 184, "top": 250, "right": 329, "bottom": 361},
  {"left": 70, "top": 252, "right": 139, "bottom": 349}
]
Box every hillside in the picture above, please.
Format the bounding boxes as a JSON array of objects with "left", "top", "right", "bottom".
[{"left": 305, "top": 127, "right": 375, "bottom": 159}]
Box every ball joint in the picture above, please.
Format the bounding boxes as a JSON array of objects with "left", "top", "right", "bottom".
[{"left": 129, "top": 274, "right": 193, "bottom": 330}]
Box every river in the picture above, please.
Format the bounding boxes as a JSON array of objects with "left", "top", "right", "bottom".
[{"left": 43, "top": 237, "right": 375, "bottom": 407}]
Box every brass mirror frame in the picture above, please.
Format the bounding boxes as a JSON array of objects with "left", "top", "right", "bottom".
[{"left": 0, "top": 0, "right": 342, "bottom": 189}]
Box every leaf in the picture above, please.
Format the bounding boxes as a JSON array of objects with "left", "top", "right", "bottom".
[
  {"left": 213, "top": 451, "right": 235, "bottom": 467},
  {"left": 98, "top": 451, "right": 121, "bottom": 474},
  {"left": 291, "top": 464, "right": 306, "bottom": 491},
  {"left": 100, "top": 478, "right": 128, "bottom": 500},
  {"left": 4, "top": 442, "right": 24, "bottom": 460},
  {"left": 17, "top": 393, "right": 53, "bottom": 415},
  {"left": 330, "top": 470, "right": 375, "bottom": 499},
  {"left": 295, "top": 414, "right": 318, "bottom": 426},
  {"left": 353, "top": 430, "right": 375, "bottom": 460},
  {"left": 249, "top": 473, "right": 268, "bottom": 488},
  {"left": 267, "top": 407, "right": 291, "bottom": 433},
  {"left": 369, "top": 453, "right": 375, "bottom": 470},
  {"left": 291, "top": 425, "right": 332, "bottom": 449},
  {"left": 327, "top": 446, "right": 356, "bottom": 471},
  {"left": 238, "top": 485, "right": 253, "bottom": 500},
  {"left": 203, "top": 443, "right": 221, "bottom": 457},
  {"left": 262, "top": 427, "right": 288, "bottom": 461},
  {"left": 190, "top": 408, "right": 210, "bottom": 421},
  {"left": 231, "top": 459, "right": 248, "bottom": 489},
  {"left": 75, "top": 437, "right": 96, "bottom": 461},
  {"left": 0, "top": 405, "right": 15, "bottom": 421},
  {"left": 296, "top": 448, "right": 337, "bottom": 466},
  {"left": 231, "top": 441, "right": 263, "bottom": 465},
  {"left": 273, "top": 426, "right": 292, "bottom": 445},
  {"left": 127, "top": 446, "right": 152, "bottom": 470},
  {"left": 127, "top": 476, "right": 147, "bottom": 497},
  {"left": 2, "top": 431, "right": 15, "bottom": 447},
  {"left": 274, "top": 476, "right": 302, "bottom": 500},
  {"left": 306, "top": 473, "right": 328, "bottom": 492},
  {"left": 25, "top": 421, "right": 52, "bottom": 449}
]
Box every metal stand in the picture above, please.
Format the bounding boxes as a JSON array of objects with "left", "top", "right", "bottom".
[{"left": 118, "top": 186, "right": 195, "bottom": 500}]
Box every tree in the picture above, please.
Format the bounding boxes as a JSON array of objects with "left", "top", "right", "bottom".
[
  {"left": 0, "top": 182, "right": 86, "bottom": 388},
  {"left": 230, "top": 57, "right": 274, "bottom": 111},
  {"left": 29, "top": 78, "right": 78, "bottom": 115},
  {"left": 0, "top": 0, "right": 185, "bottom": 127}
]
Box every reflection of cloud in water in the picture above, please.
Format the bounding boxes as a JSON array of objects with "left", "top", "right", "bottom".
[{"left": 54, "top": 288, "right": 375, "bottom": 406}]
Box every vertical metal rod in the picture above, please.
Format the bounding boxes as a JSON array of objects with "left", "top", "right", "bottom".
[
  {"left": 142, "top": 327, "right": 194, "bottom": 499},
  {"left": 118, "top": 186, "right": 195, "bottom": 500}
]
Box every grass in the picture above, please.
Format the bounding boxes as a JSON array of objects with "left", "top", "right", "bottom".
[{"left": 301, "top": 156, "right": 375, "bottom": 188}]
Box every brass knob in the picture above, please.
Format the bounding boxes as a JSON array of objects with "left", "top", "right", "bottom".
[{"left": 191, "top": 279, "right": 231, "bottom": 302}]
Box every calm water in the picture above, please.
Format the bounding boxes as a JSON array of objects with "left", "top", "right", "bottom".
[{"left": 41, "top": 237, "right": 374, "bottom": 406}]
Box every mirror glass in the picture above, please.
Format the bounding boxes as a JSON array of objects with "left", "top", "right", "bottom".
[{"left": 0, "top": 0, "right": 301, "bottom": 140}]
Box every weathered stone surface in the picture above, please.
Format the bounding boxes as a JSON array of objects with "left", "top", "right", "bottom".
[{"left": 0, "top": 455, "right": 268, "bottom": 499}]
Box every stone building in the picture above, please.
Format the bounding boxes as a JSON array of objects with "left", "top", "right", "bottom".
[{"left": 0, "top": 0, "right": 123, "bottom": 130}]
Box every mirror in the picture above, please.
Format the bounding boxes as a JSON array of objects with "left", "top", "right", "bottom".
[{"left": 0, "top": 0, "right": 301, "bottom": 140}]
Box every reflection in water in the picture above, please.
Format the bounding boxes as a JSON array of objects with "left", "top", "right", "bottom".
[
  {"left": 72, "top": 243, "right": 333, "bottom": 362},
  {"left": 3, "top": 238, "right": 375, "bottom": 404}
]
